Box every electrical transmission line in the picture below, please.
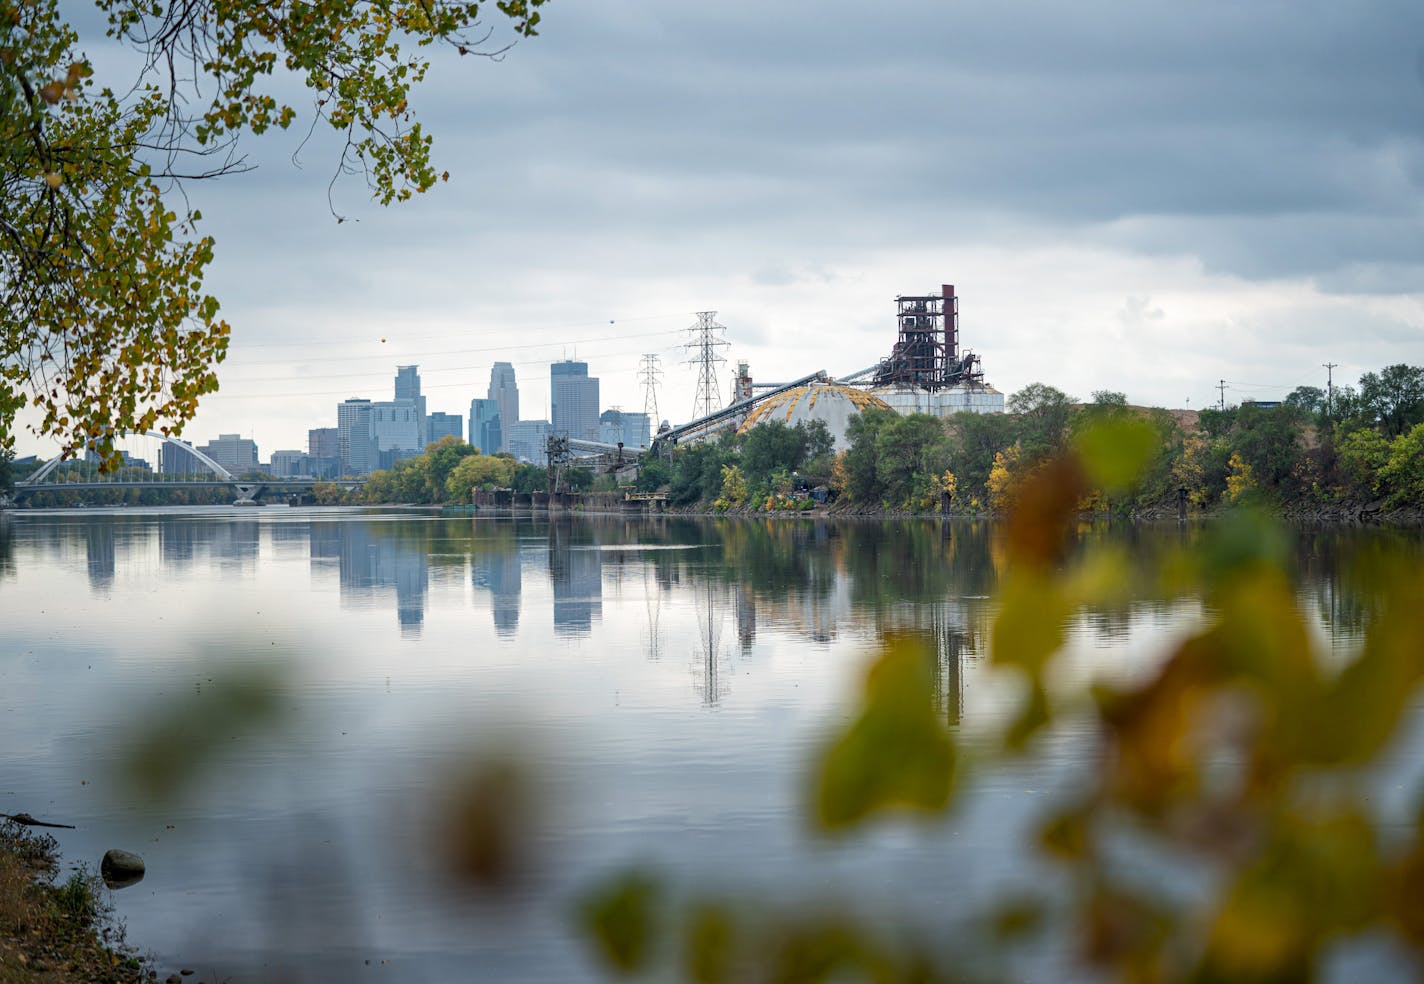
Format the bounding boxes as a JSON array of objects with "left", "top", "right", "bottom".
[
  {"left": 685, "top": 311, "right": 729, "bottom": 420},
  {"left": 638, "top": 353, "right": 663, "bottom": 424}
]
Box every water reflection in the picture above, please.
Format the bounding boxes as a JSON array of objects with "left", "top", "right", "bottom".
[
  {"left": 3, "top": 508, "right": 1423, "bottom": 979},
  {"left": 0, "top": 513, "right": 12, "bottom": 579},
  {"left": 549, "top": 521, "right": 603, "bottom": 636},
  {"left": 691, "top": 577, "right": 730, "bottom": 705},
  {"left": 6, "top": 510, "right": 1420, "bottom": 667},
  {"left": 470, "top": 525, "right": 521, "bottom": 637},
  {"left": 85, "top": 518, "right": 115, "bottom": 592}
]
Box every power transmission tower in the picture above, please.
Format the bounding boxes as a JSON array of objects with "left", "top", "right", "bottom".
[
  {"left": 685, "top": 311, "right": 729, "bottom": 420},
  {"left": 1322, "top": 362, "right": 1338, "bottom": 419},
  {"left": 1218, "top": 379, "right": 1227, "bottom": 411},
  {"left": 638, "top": 353, "right": 663, "bottom": 424}
]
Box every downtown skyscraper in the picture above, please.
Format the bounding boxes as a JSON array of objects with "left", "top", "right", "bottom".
[
  {"left": 550, "top": 360, "right": 599, "bottom": 442},
  {"left": 487, "top": 362, "right": 519, "bottom": 453}
]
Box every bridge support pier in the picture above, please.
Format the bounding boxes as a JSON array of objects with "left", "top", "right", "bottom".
[{"left": 232, "top": 483, "right": 266, "bottom": 506}]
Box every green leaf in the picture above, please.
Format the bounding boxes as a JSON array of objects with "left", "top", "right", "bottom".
[
  {"left": 1073, "top": 416, "right": 1158, "bottom": 492},
  {"left": 813, "top": 635, "right": 957, "bottom": 830},
  {"left": 579, "top": 871, "right": 662, "bottom": 975}
]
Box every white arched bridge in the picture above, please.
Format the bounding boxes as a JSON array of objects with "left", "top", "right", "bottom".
[{"left": 14, "top": 431, "right": 365, "bottom": 505}]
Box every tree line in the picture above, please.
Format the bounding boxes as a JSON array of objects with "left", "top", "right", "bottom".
[
  {"left": 644, "top": 364, "right": 1424, "bottom": 515},
  {"left": 8, "top": 364, "right": 1420, "bottom": 514}
]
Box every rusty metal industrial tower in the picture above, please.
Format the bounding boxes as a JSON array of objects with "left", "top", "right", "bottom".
[{"left": 873, "top": 284, "right": 983, "bottom": 389}]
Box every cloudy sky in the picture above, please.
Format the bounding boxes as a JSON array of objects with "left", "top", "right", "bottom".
[{"left": 16, "top": 0, "right": 1424, "bottom": 457}]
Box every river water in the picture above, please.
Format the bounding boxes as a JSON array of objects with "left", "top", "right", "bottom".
[{"left": 0, "top": 508, "right": 1418, "bottom": 981}]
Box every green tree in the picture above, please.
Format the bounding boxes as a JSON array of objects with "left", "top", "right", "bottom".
[
  {"left": 1336, "top": 427, "right": 1391, "bottom": 499},
  {"left": 423, "top": 436, "right": 477, "bottom": 501},
  {"left": 839, "top": 406, "right": 896, "bottom": 505},
  {"left": 510, "top": 464, "right": 546, "bottom": 494},
  {"left": 739, "top": 420, "right": 802, "bottom": 488},
  {"left": 1285, "top": 385, "right": 1326, "bottom": 415},
  {"left": 2, "top": 0, "right": 546, "bottom": 462},
  {"left": 1376, "top": 424, "right": 1424, "bottom": 508},
  {"left": 1197, "top": 406, "right": 1237, "bottom": 439},
  {"left": 1007, "top": 382, "right": 1076, "bottom": 458},
  {"left": 0, "top": 446, "right": 12, "bottom": 497},
  {"left": 634, "top": 457, "right": 669, "bottom": 493},
  {"left": 1358, "top": 364, "right": 1424, "bottom": 437},
  {"left": 874, "top": 413, "right": 952, "bottom": 509},
  {"left": 667, "top": 444, "right": 729, "bottom": 507},
  {"left": 1228, "top": 402, "right": 1307, "bottom": 495},
  {"left": 945, "top": 410, "right": 1015, "bottom": 505},
  {"left": 446, "top": 452, "right": 516, "bottom": 502}
]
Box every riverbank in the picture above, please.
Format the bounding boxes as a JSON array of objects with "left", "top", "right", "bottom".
[{"left": 0, "top": 820, "right": 150, "bottom": 984}]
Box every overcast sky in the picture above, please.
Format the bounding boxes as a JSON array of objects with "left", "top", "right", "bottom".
[{"left": 16, "top": 0, "right": 1424, "bottom": 457}]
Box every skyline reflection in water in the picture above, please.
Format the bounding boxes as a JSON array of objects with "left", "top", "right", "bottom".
[{"left": 0, "top": 506, "right": 1416, "bottom": 981}]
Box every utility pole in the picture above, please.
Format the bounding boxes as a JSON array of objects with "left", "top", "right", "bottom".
[
  {"left": 1322, "top": 362, "right": 1338, "bottom": 419},
  {"left": 638, "top": 353, "right": 663, "bottom": 425},
  {"left": 685, "top": 311, "right": 729, "bottom": 421},
  {"left": 1217, "top": 379, "right": 1227, "bottom": 411}
]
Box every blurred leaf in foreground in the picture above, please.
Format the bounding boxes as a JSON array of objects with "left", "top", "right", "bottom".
[
  {"left": 579, "top": 870, "right": 662, "bottom": 975},
  {"left": 120, "top": 660, "right": 287, "bottom": 800},
  {"left": 812, "top": 634, "right": 957, "bottom": 831}
]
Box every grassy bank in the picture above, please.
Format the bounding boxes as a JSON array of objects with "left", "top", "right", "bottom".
[{"left": 0, "top": 821, "right": 147, "bottom": 984}]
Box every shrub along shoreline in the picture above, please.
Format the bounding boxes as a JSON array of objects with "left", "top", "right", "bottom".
[{"left": 0, "top": 820, "right": 151, "bottom": 983}]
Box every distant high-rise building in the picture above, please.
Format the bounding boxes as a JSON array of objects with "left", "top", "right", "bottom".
[
  {"left": 338, "top": 398, "right": 376, "bottom": 475},
  {"left": 394, "top": 365, "right": 426, "bottom": 438},
  {"left": 199, "top": 434, "right": 259, "bottom": 473},
  {"left": 487, "top": 362, "right": 519, "bottom": 452},
  {"left": 506, "top": 419, "right": 551, "bottom": 465},
  {"left": 308, "top": 427, "right": 338, "bottom": 458},
  {"left": 269, "top": 450, "right": 308, "bottom": 477},
  {"left": 469, "top": 398, "right": 502, "bottom": 455},
  {"left": 160, "top": 441, "right": 206, "bottom": 476},
  {"left": 371, "top": 400, "right": 421, "bottom": 469},
  {"left": 551, "top": 360, "right": 599, "bottom": 442},
  {"left": 425, "top": 411, "right": 463, "bottom": 446},
  {"left": 599, "top": 409, "right": 652, "bottom": 450},
  {"left": 308, "top": 427, "right": 339, "bottom": 479}
]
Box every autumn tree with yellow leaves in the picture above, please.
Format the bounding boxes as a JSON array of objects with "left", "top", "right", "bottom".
[{"left": 1, "top": 0, "right": 546, "bottom": 464}]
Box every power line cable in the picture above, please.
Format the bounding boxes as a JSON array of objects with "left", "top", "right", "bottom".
[
  {"left": 221, "top": 327, "right": 685, "bottom": 370},
  {"left": 232, "top": 311, "right": 694, "bottom": 349}
]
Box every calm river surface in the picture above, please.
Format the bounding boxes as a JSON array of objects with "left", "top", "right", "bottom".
[{"left": 1, "top": 508, "right": 1420, "bottom": 981}]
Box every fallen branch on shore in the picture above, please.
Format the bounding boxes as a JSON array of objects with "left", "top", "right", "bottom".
[{"left": 0, "top": 812, "right": 76, "bottom": 829}]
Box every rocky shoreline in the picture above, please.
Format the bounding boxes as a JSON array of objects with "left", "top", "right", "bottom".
[{"left": 0, "top": 819, "right": 204, "bottom": 984}]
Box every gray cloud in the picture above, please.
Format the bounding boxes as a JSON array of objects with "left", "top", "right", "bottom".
[{"left": 14, "top": 0, "right": 1424, "bottom": 455}]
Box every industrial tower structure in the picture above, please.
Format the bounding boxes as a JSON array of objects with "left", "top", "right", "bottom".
[
  {"left": 638, "top": 353, "right": 663, "bottom": 425},
  {"left": 872, "top": 284, "right": 983, "bottom": 390},
  {"left": 685, "top": 311, "right": 730, "bottom": 420}
]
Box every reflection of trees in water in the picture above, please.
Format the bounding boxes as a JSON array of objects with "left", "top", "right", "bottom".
[
  {"left": 0, "top": 515, "right": 12, "bottom": 578},
  {"left": 1291, "top": 526, "right": 1424, "bottom": 646},
  {"left": 931, "top": 612, "right": 972, "bottom": 728}
]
